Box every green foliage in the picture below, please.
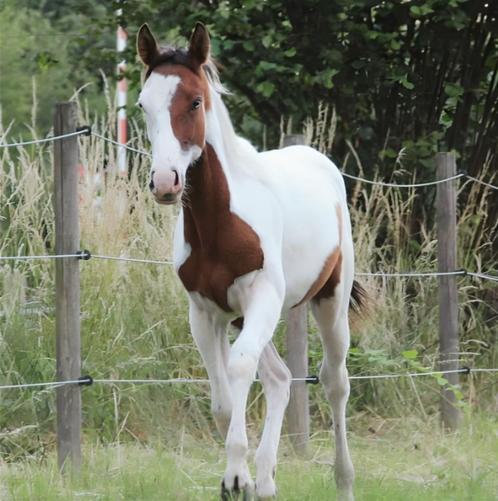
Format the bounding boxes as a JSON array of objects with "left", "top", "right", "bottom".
[
  {"left": 2, "top": 0, "right": 497, "bottom": 192},
  {"left": 0, "top": 5, "right": 72, "bottom": 135},
  {"left": 0, "top": 1, "right": 113, "bottom": 135}
]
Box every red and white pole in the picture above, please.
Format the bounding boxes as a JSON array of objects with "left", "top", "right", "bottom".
[{"left": 116, "top": 9, "right": 128, "bottom": 175}]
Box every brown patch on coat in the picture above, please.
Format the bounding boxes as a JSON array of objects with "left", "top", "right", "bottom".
[
  {"left": 313, "top": 250, "right": 343, "bottom": 303},
  {"left": 294, "top": 248, "right": 342, "bottom": 307},
  {"left": 231, "top": 317, "right": 244, "bottom": 330},
  {"left": 178, "top": 143, "right": 264, "bottom": 311}
]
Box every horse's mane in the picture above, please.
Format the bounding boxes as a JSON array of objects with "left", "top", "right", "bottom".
[{"left": 203, "top": 58, "right": 229, "bottom": 96}]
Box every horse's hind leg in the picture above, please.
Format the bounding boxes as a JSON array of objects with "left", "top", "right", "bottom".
[
  {"left": 254, "top": 341, "right": 291, "bottom": 498},
  {"left": 311, "top": 294, "right": 354, "bottom": 500}
]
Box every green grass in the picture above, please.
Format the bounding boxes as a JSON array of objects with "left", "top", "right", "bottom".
[{"left": 1, "top": 414, "right": 497, "bottom": 500}]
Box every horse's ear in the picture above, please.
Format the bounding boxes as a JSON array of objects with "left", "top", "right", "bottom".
[
  {"left": 137, "top": 24, "right": 159, "bottom": 66},
  {"left": 188, "top": 22, "right": 210, "bottom": 67}
]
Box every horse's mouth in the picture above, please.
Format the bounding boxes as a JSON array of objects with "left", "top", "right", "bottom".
[{"left": 154, "top": 193, "right": 179, "bottom": 205}]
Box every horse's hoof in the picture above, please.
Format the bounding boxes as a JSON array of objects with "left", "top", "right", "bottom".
[
  {"left": 220, "top": 478, "right": 254, "bottom": 500},
  {"left": 255, "top": 476, "right": 277, "bottom": 499}
]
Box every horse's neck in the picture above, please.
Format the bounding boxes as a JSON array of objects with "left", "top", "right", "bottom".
[
  {"left": 204, "top": 88, "right": 258, "bottom": 181},
  {"left": 181, "top": 89, "right": 254, "bottom": 247},
  {"left": 182, "top": 141, "right": 231, "bottom": 250}
]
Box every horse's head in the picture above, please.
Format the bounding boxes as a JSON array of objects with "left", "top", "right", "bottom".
[{"left": 137, "top": 23, "right": 211, "bottom": 205}]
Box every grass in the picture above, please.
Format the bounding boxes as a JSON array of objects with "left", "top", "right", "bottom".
[{"left": 1, "top": 414, "right": 497, "bottom": 500}]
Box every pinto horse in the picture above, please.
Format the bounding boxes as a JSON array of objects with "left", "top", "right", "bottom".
[{"left": 137, "top": 22, "right": 362, "bottom": 500}]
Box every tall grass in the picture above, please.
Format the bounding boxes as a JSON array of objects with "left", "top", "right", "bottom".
[{"left": 0, "top": 97, "right": 497, "bottom": 462}]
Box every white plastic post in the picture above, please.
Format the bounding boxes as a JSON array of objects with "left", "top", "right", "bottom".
[{"left": 116, "top": 8, "right": 128, "bottom": 176}]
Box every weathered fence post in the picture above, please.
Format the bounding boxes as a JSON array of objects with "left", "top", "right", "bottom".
[
  {"left": 283, "top": 134, "right": 310, "bottom": 455},
  {"left": 54, "top": 102, "right": 82, "bottom": 471},
  {"left": 436, "top": 152, "right": 461, "bottom": 430}
]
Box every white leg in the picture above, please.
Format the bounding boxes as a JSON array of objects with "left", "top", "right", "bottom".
[
  {"left": 222, "top": 277, "right": 284, "bottom": 497},
  {"left": 311, "top": 296, "right": 355, "bottom": 501},
  {"left": 189, "top": 299, "right": 232, "bottom": 439},
  {"left": 255, "top": 341, "right": 291, "bottom": 499}
]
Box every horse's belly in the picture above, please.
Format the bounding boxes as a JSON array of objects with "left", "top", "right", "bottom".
[
  {"left": 280, "top": 205, "right": 342, "bottom": 310},
  {"left": 258, "top": 149, "right": 346, "bottom": 310}
]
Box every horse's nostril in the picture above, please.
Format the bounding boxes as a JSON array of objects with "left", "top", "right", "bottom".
[{"left": 173, "top": 170, "right": 180, "bottom": 187}]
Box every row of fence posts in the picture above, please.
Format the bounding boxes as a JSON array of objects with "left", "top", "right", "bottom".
[{"left": 52, "top": 102, "right": 460, "bottom": 471}]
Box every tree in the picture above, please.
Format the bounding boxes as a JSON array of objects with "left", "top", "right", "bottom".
[{"left": 2, "top": 0, "right": 497, "bottom": 190}]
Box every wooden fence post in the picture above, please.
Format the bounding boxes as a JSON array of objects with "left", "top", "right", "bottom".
[
  {"left": 54, "top": 102, "right": 82, "bottom": 471},
  {"left": 436, "top": 152, "right": 461, "bottom": 430},
  {"left": 283, "top": 134, "right": 310, "bottom": 455}
]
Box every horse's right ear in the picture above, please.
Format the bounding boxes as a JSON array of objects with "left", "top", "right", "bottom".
[{"left": 137, "top": 24, "right": 159, "bottom": 66}]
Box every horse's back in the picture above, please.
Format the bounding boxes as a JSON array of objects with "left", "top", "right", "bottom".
[{"left": 258, "top": 145, "right": 345, "bottom": 196}]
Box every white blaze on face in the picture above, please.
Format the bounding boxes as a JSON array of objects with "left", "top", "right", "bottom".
[{"left": 138, "top": 72, "right": 201, "bottom": 202}]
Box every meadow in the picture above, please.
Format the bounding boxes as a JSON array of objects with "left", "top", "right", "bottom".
[
  {"left": 0, "top": 97, "right": 497, "bottom": 499},
  {"left": 2, "top": 415, "right": 497, "bottom": 500}
]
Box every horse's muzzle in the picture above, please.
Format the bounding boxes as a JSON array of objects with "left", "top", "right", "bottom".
[{"left": 150, "top": 168, "right": 182, "bottom": 204}]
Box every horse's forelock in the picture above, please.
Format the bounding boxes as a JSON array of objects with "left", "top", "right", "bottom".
[
  {"left": 145, "top": 47, "right": 193, "bottom": 78},
  {"left": 145, "top": 46, "right": 228, "bottom": 95}
]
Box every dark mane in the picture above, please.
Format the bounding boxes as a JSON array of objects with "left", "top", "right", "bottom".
[{"left": 145, "top": 47, "right": 198, "bottom": 78}]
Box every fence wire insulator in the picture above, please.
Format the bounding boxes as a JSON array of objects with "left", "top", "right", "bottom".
[
  {"left": 76, "top": 125, "right": 92, "bottom": 137},
  {"left": 76, "top": 249, "right": 92, "bottom": 260},
  {"left": 78, "top": 375, "right": 93, "bottom": 386},
  {"left": 305, "top": 375, "right": 320, "bottom": 385}
]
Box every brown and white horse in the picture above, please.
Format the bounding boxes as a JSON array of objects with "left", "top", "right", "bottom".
[{"left": 137, "top": 23, "right": 361, "bottom": 500}]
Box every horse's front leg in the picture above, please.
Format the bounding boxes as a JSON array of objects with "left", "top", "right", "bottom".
[
  {"left": 189, "top": 297, "right": 232, "bottom": 439},
  {"left": 222, "top": 275, "right": 284, "bottom": 499}
]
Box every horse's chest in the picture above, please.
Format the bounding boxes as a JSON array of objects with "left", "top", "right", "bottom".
[{"left": 178, "top": 213, "right": 264, "bottom": 311}]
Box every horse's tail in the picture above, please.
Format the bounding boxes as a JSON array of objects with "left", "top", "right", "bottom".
[{"left": 349, "top": 279, "right": 368, "bottom": 317}]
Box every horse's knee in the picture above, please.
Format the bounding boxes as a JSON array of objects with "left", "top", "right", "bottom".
[
  {"left": 227, "top": 350, "right": 258, "bottom": 383},
  {"left": 279, "top": 369, "right": 292, "bottom": 405},
  {"left": 264, "top": 364, "right": 292, "bottom": 404},
  {"left": 320, "top": 361, "right": 350, "bottom": 401}
]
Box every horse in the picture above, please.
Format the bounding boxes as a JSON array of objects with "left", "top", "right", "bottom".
[{"left": 137, "top": 22, "right": 363, "bottom": 500}]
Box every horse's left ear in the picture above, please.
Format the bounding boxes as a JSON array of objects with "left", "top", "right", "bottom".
[
  {"left": 137, "top": 23, "right": 159, "bottom": 66},
  {"left": 188, "top": 22, "right": 210, "bottom": 67}
]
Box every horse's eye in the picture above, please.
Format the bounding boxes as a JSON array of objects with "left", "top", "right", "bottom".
[
  {"left": 191, "top": 98, "right": 202, "bottom": 110},
  {"left": 137, "top": 102, "right": 143, "bottom": 109}
]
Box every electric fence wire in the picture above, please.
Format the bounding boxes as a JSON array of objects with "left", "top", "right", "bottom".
[{"left": 1, "top": 367, "right": 497, "bottom": 391}]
